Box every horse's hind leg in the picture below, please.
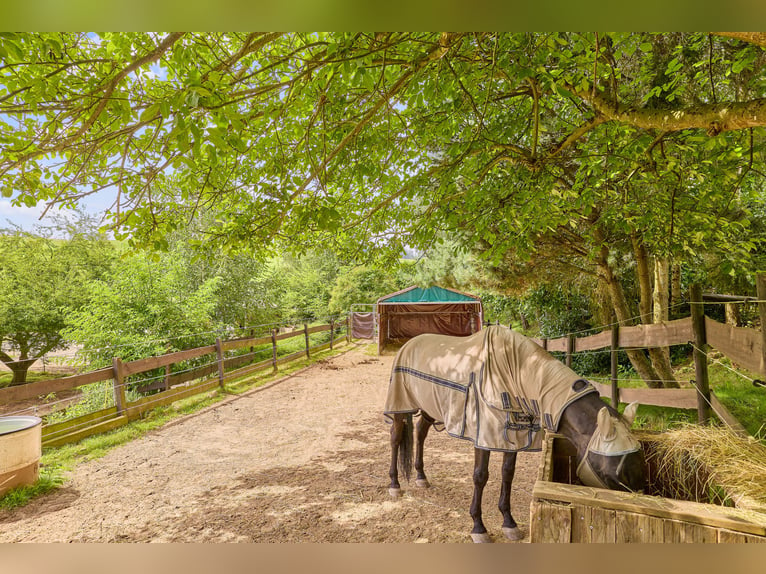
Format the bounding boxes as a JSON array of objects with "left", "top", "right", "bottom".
[
  {"left": 388, "top": 414, "right": 405, "bottom": 498},
  {"left": 414, "top": 413, "right": 434, "bottom": 488},
  {"left": 469, "top": 448, "right": 492, "bottom": 543},
  {"left": 498, "top": 451, "right": 523, "bottom": 541}
]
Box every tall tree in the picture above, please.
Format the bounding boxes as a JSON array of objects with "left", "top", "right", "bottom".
[
  {"left": 0, "top": 227, "right": 113, "bottom": 384},
  {"left": 3, "top": 33, "right": 766, "bottom": 386}
]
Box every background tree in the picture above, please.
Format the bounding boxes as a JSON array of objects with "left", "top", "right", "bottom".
[{"left": 0, "top": 224, "right": 114, "bottom": 384}]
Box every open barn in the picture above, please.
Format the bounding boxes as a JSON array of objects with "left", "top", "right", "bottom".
[{"left": 376, "top": 285, "right": 483, "bottom": 354}]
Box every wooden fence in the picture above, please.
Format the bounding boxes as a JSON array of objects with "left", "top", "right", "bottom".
[
  {"left": 522, "top": 283, "right": 766, "bottom": 435},
  {"left": 0, "top": 319, "right": 350, "bottom": 448}
]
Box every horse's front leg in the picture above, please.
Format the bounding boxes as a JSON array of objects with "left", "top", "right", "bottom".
[
  {"left": 388, "top": 414, "right": 405, "bottom": 497},
  {"left": 414, "top": 413, "right": 434, "bottom": 488},
  {"left": 469, "top": 447, "right": 492, "bottom": 543},
  {"left": 498, "top": 451, "right": 524, "bottom": 541}
]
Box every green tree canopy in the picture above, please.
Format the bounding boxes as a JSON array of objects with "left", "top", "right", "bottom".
[{"left": 0, "top": 225, "right": 114, "bottom": 384}]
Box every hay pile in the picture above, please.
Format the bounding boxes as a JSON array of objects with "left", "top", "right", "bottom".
[{"left": 638, "top": 425, "right": 766, "bottom": 512}]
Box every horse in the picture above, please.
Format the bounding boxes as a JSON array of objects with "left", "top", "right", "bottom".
[{"left": 383, "top": 326, "right": 647, "bottom": 543}]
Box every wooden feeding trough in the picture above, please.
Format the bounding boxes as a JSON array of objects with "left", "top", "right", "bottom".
[{"left": 530, "top": 433, "right": 766, "bottom": 543}]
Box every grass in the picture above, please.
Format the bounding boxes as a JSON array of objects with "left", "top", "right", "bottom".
[{"left": 0, "top": 341, "right": 353, "bottom": 511}]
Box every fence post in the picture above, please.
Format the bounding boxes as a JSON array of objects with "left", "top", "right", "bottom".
[
  {"left": 215, "top": 337, "right": 225, "bottom": 390},
  {"left": 112, "top": 357, "right": 127, "bottom": 415},
  {"left": 330, "top": 319, "right": 335, "bottom": 350},
  {"left": 304, "top": 323, "right": 310, "bottom": 359},
  {"left": 757, "top": 273, "right": 766, "bottom": 378},
  {"left": 271, "top": 329, "right": 278, "bottom": 371},
  {"left": 565, "top": 334, "right": 574, "bottom": 368},
  {"left": 164, "top": 364, "right": 171, "bottom": 392},
  {"left": 542, "top": 338, "right": 548, "bottom": 351},
  {"left": 610, "top": 325, "right": 620, "bottom": 408},
  {"left": 690, "top": 284, "right": 711, "bottom": 424},
  {"left": 346, "top": 314, "right": 351, "bottom": 343}
]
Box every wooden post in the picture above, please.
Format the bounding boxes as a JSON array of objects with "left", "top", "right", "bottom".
[
  {"left": 112, "top": 357, "right": 127, "bottom": 415},
  {"left": 757, "top": 273, "right": 766, "bottom": 378},
  {"left": 565, "top": 334, "right": 574, "bottom": 368},
  {"left": 164, "top": 364, "right": 171, "bottom": 392},
  {"left": 271, "top": 329, "right": 278, "bottom": 371},
  {"left": 346, "top": 314, "right": 351, "bottom": 343},
  {"left": 330, "top": 319, "right": 335, "bottom": 350},
  {"left": 542, "top": 338, "right": 548, "bottom": 351},
  {"left": 215, "top": 337, "right": 225, "bottom": 390},
  {"left": 304, "top": 323, "right": 310, "bottom": 359},
  {"left": 249, "top": 328, "right": 255, "bottom": 363},
  {"left": 690, "top": 284, "right": 711, "bottom": 424},
  {"left": 610, "top": 326, "right": 620, "bottom": 408}
]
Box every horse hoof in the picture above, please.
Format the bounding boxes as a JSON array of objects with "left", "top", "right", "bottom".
[
  {"left": 470, "top": 532, "right": 492, "bottom": 543},
  {"left": 388, "top": 488, "right": 402, "bottom": 499},
  {"left": 415, "top": 479, "right": 430, "bottom": 488},
  {"left": 503, "top": 527, "right": 524, "bottom": 541}
]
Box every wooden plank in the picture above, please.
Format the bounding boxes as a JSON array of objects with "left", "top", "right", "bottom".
[
  {"left": 42, "top": 415, "right": 130, "bottom": 448},
  {"left": 572, "top": 504, "right": 616, "bottom": 542},
  {"left": 223, "top": 358, "right": 275, "bottom": 382},
  {"left": 42, "top": 406, "right": 118, "bottom": 437},
  {"left": 274, "top": 330, "right": 302, "bottom": 342},
  {"left": 530, "top": 500, "right": 571, "bottom": 543},
  {"left": 615, "top": 512, "right": 665, "bottom": 542},
  {"left": 710, "top": 393, "right": 749, "bottom": 437},
  {"left": 533, "top": 481, "right": 766, "bottom": 536},
  {"left": 0, "top": 367, "right": 113, "bottom": 404},
  {"left": 307, "top": 325, "right": 331, "bottom": 335},
  {"left": 705, "top": 317, "right": 764, "bottom": 374},
  {"left": 590, "top": 381, "right": 698, "bottom": 409},
  {"left": 275, "top": 350, "right": 307, "bottom": 366},
  {"left": 221, "top": 336, "right": 272, "bottom": 352},
  {"left": 617, "top": 317, "right": 693, "bottom": 349},
  {"left": 718, "top": 529, "right": 766, "bottom": 543},
  {"left": 547, "top": 337, "right": 568, "bottom": 353},
  {"left": 576, "top": 330, "right": 613, "bottom": 352},
  {"left": 167, "top": 363, "right": 217, "bottom": 387},
  {"left": 664, "top": 519, "right": 718, "bottom": 543},
  {"left": 122, "top": 345, "right": 217, "bottom": 376},
  {"left": 125, "top": 379, "right": 220, "bottom": 419}
]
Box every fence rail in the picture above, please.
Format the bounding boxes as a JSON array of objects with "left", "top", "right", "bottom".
[
  {"left": 522, "top": 283, "right": 766, "bottom": 435},
  {"left": 0, "top": 319, "right": 351, "bottom": 447}
]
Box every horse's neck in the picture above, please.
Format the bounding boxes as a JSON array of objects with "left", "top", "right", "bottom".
[{"left": 556, "top": 393, "right": 606, "bottom": 457}]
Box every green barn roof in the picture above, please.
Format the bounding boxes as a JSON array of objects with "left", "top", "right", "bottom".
[{"left": 377, "top": 285, "right": 480, "bottom": 304}]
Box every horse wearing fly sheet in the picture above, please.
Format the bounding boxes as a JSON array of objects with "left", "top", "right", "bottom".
[{"left": 384, "top": 325, "right": 646, "bottom": 543}]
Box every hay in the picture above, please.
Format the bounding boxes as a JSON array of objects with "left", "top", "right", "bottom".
[{"left": 637, "top": 425, "right": 766, "bottom": 512}]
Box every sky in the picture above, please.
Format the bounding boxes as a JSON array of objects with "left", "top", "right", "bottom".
[{"left": 0, "top": 192, "right": 113, "bottom": 234}]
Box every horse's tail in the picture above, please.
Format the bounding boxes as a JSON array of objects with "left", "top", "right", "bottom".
[{"left": 399, "top": 413, "right": 414, "bottom": 482}]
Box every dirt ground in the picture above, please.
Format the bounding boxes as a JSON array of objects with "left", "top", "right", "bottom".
[{"left": 0, "top": 343, "right": 540, "bottom": 543}]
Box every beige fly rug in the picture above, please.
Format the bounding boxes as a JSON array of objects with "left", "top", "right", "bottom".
[{"left": 383, "top": 326, "right": 598, "bottom": 452}]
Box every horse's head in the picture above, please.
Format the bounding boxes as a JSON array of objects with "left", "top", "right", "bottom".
[{"left": 576, "top": 402, "right": 647, "bottom": 493}]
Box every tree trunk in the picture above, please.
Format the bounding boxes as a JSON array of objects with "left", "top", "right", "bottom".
[
  {"left": 594, "top": 240, "right": 664, "bottom": 389},
  {"left": 725, "top": 303, "right": 742, "bottom": 327},
  {"left": 650, "top": 257, "right": 678, "bottom": 387},
  {"left": 631, "top": 233, "right": 653, "bottom": 323},
  {"left": 671, "top": 262, "right": 682, "bottom": 313},
  {"left": 0, "top": 351, "right": 36, "bottom": 386}
]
